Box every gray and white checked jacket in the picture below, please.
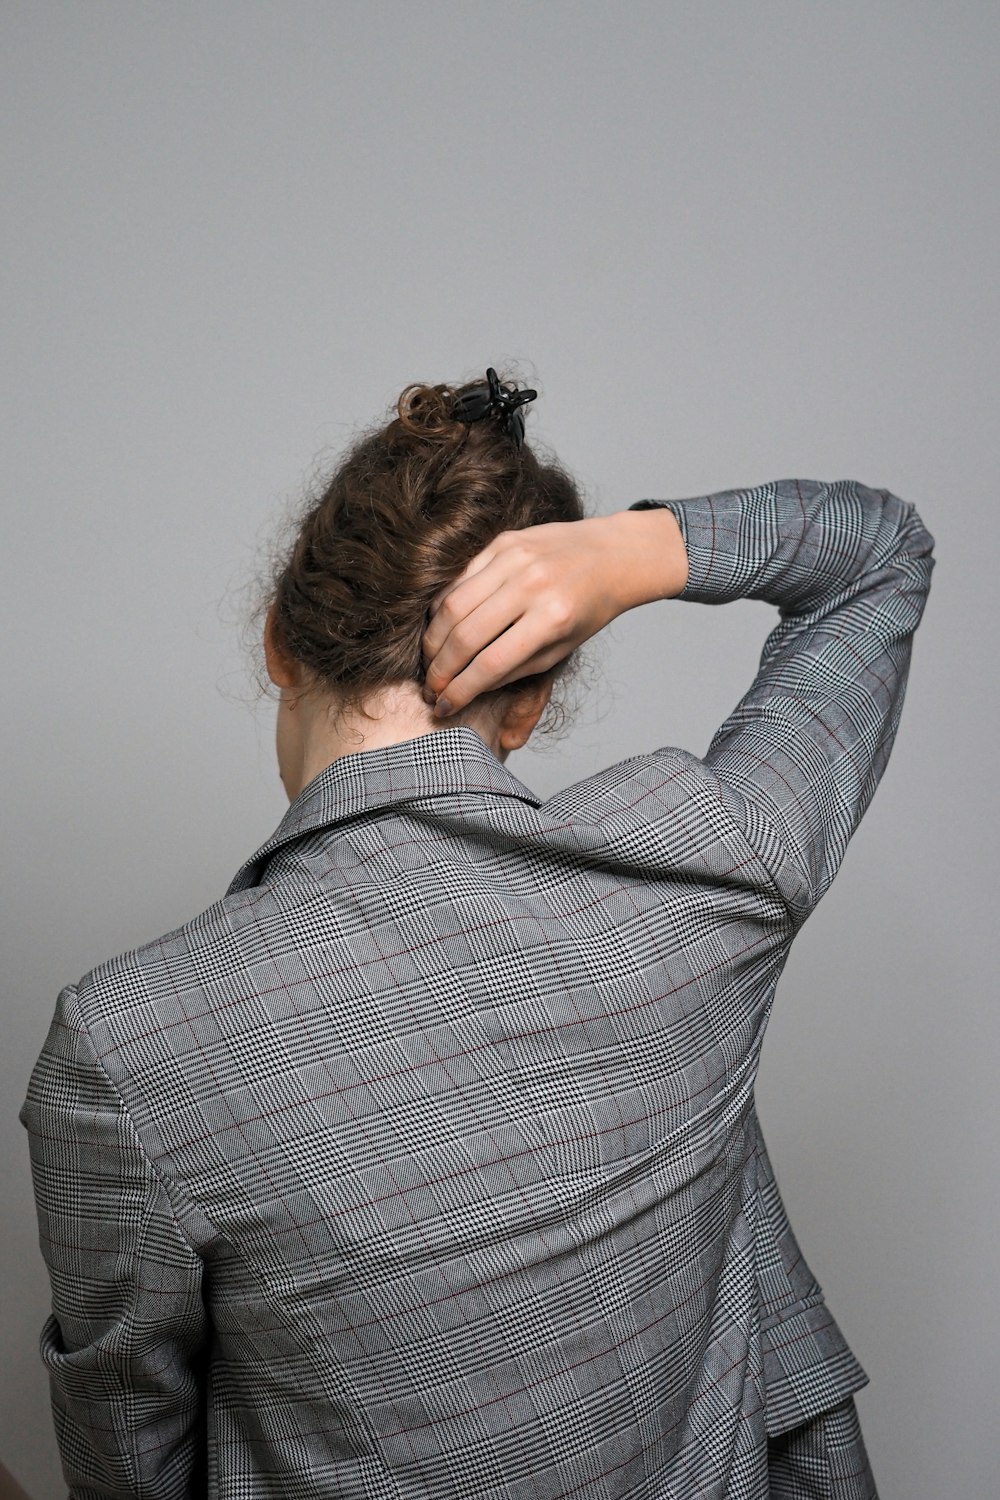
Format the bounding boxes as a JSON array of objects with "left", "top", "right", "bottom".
[{"left": 22, "top": 477, "right": 936, "bottom": 1499}]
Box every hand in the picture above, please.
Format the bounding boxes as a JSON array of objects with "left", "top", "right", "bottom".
[{"left": 421, "top": 510, "right": 682, "bottom": 717}]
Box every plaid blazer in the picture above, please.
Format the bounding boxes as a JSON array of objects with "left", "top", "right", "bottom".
[{"left": 22, "top": 477, "right": 935, "bottom": 1499}]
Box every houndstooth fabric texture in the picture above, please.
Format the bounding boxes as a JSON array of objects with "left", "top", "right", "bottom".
[
  {"left": 767, "top": 1397, "right": 878, "bottom": 1500},
  {"left": 22, "top": 478, "right": 934, "bottom": 1498}
]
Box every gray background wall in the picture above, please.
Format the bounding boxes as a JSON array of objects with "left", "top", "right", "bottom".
[{"left": 2, "top": 3, "right": 994, "bottom": 1496}]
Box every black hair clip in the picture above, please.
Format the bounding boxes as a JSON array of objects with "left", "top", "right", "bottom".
[{"left": 451, "top": 367, "right": 538, "bottom": 448}]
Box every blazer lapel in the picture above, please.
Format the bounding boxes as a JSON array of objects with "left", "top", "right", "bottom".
[{"left": 226, "top": 725, "right": 542, "bottom": 895}]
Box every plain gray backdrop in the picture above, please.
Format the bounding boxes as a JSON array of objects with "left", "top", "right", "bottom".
[{"left": 3, "top": 4, "right": 995, "bottom": 1497}]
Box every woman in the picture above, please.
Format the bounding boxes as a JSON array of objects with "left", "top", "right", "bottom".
[{"left": 22, "top": 368, "right": 935, "bottom": 1499}]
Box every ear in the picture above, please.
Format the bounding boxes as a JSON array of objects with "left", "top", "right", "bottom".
[
  {"left": 496, "top": 678, "right": 555, "bottom": 754},
  {"left": 263, "top": 602, "right": 301, "bottom": 691}
]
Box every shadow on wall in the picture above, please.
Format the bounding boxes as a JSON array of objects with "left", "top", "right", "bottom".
[{"left": 0, "top": 1463, "right": 33, "bottom": 1500}]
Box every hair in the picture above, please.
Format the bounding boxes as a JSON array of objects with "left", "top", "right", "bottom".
[{"left": 250, "top": 367, "right": 593, "bottom": 742}]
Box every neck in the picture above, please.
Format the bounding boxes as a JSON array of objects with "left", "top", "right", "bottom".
[{"left": 276, "top": 682, "right": 506, "bottom": 801}]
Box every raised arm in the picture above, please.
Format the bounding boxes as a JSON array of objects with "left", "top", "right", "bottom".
[
  {"left": 627, "top": 478, "right": 937, "bottom": 925},
  {"left": 421, "top": 475, "right": 935, "bottom": 925}
]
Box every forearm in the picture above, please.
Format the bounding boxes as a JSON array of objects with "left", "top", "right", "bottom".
[{"left": 623, "top": 479, "right": 936, "bottom": 617}]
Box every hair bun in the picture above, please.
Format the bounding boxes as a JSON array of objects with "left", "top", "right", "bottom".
[{"left": 393, "top": 383, "right": 463, "bottom": 445}]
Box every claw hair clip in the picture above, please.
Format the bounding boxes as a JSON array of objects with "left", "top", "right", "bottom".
[{"left": 451, "top": 367, "right": 538, "bottom": 448}]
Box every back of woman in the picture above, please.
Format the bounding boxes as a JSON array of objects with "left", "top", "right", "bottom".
[{"left": 21, "top": 369, "right": 936, "bottom": 1499}]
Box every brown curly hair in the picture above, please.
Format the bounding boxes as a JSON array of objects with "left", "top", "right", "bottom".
[{"left": 253, "top": 368, "right": 592, "bottom": 739}]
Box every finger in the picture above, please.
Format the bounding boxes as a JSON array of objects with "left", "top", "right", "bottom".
[
  {"left": 423, "top": 579, "right": 529, "bottom": 697},
  {"left": 468, "top": 644, "right": 564, "bottom": 693},
  {"left": 423, "top": 533, "right": 531, "bottom": 654},
  {"left": 422, "top": 552, "right": 517, "bottom": 668},
  {"left": 428, "top": 554, "right": 489, "bottom": 616},
  {"left": 432, "top": 615, "right": 565, "bottom": 715}
]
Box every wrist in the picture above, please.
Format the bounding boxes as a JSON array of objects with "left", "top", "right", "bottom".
[{"left": 601, "top": 506, "right": 689, "bottom": 610}]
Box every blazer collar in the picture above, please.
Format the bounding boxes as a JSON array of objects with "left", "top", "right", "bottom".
[{"left": 226, "top": 725, "right": 542, "bottom": 895}]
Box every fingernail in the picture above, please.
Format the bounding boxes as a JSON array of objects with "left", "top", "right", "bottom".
[
  {"left": 421, "top": 685, "right": 436, "bottom": 706},
  {"left": 433, "top": 696, "right": 453, "bottom": 718}
]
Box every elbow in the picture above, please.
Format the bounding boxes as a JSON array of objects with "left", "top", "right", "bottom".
[{"left": 846, "top": 479, "right": 937, "bottom": 566}]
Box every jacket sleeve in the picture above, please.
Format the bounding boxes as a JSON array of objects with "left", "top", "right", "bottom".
[
  {"left": 630, "top": 477, "right": 936, "bottom": 926},
  {"left": 19, "top": 981, "right": 209, "bottom": 1500}
]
